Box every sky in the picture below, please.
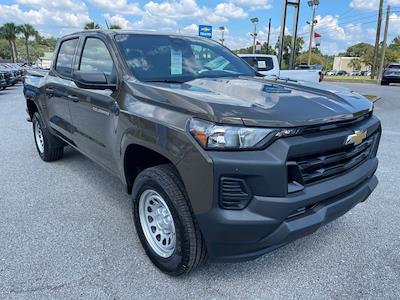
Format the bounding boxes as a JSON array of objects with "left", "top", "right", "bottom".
[{"left": 1, "top": 0, "right": 400, "bottom": 55}]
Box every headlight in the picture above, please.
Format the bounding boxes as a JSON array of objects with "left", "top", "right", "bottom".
[{"left": 189, "top": 119, "right": 278, "bottom": 150}]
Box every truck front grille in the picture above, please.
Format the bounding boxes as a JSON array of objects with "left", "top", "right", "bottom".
[{"left": 291, "top": 132, "right": 379, "bottom": 185}]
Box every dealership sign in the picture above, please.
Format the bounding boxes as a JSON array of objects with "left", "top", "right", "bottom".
[{"left": 199, "top": 25, "right": 212, "bottom": 38}]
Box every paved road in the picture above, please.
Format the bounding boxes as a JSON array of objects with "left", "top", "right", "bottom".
[{"left": 0, "top": 83, "right": 399, "bottom": 300}]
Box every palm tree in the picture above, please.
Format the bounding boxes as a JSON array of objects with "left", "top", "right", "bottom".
[
  {"left": 18, "top": 24, "right": 38, "bottom": 63},
  {"left": 109, "top": 24, "right": 122, "bottom": 29},
  {"left": 84, "top": 22, "right": 101, "bottom": 30},
  {"left": 0, "top": 22, "right": 19, "bottom": 62},
  {"left": 349, "top": 58, "right": 361, "bottom": 71}
]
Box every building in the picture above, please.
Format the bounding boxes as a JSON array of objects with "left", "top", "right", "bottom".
[
  {"left": 333, "top": 56, "right": 369, "bottom": 72},
  {"left": 35, "top": 52, "right": 54, "bottom": 69}
]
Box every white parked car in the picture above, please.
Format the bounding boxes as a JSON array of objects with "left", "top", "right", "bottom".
[{"left": 238, "top": 54, "right": 322, "bottom": 83}]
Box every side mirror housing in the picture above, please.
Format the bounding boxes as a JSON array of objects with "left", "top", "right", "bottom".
[{"left": 72, "top": 71, "right": 116, "bottom": 90}]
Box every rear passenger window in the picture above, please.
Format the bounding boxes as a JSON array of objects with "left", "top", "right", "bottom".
[
  {"left": 55, "top": 38, "right": 78, "bottom": 77},
  {"left": 80, "top": 38, "right": 114, "bottom": 75}
]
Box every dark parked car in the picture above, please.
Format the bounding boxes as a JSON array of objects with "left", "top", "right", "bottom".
[
  {"left": 23, "top": 30, "right": 381, "bottom": 276},
  {"left": 381, "top": 63, "right": 400, "bottom": 85},
  {"left": 336, "top": 70, "right": 348, "bottom": 76}
]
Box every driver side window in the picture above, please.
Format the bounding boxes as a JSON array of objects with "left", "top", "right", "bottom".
[{"left": 80, "top": 38, "right": 114, "bottom": 75}]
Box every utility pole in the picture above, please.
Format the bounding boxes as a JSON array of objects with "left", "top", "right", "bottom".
[
  {"left": 266, "top": 18, "right": 271, "bottom": 54},
  {"left": 372, "top": 0, "right": 384, "bottom": 79},
  {"left": 219, "top": 26, "right": 225, "bottom": 46},
  {"left": 289, "top": 1, "right": 300, "bottom": 69},
  {"left": 378, "top": 5, "right": 391, "bottom": 83},
  {"left": 307, "top": 0, "right": 319, "bottom": 66},
  {"left": 251, "top": 18, "right": 259, "bottom": 54}
]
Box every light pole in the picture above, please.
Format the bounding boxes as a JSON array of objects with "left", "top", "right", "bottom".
[
  {"left": 251, "top": 17, "right": 259, "bottom": 54},
  {"left": 219, "top": 26, "right": 225, "bottom": 46},
  {"left": 307, "top": 0, "right": 319, "bottom": 66},
  {"left": 266, "top": 18, "right": 271, "bottom": 54}
]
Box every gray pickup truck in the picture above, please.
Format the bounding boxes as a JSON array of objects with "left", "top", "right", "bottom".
[{"left": 24, "top": 30, "right": 381, "bottom": 276}]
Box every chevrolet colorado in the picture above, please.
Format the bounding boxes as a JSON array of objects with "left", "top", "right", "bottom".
[{"left": 24, "top": 30, "right": 381, "bottom": 276}]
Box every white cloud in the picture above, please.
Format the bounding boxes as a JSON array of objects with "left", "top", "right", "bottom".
[
  {"left": 16, "top": 0, "right": 87, "bottom": 12},
  {"left": 90, "top": 0, "right": 143, "bottom": 15},
  {"left": 232, "top": 0, "right": 273, "bottom": 11},
  {"left": 206, "top": 3, "right": 248, "bottom": 23},
  {"left": 0, "top": 4, "right": 91, "bottom": 28},
  {"left": 144, "top": 0, "right": 203, "bottom": 19},
  {"left": 350, "top": 0, "right": 400, "bottom": 11}
]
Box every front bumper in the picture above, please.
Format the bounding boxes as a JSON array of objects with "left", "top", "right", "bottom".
[
  {"left": 383, "top": 76, "right": 400, "bottom": 83},
  {"left": 195, "top": 116, "right": 381, "bottom": 263}
]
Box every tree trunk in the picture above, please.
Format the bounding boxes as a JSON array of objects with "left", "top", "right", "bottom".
[
  {"left": 13, "top": 40, "right": 18, "bottom": 62},
  {"left": 25, "top": 37, "right": 30, "bottom": 63},
  {"left": 8, "top": 40, "right": 16, "bottom": 62}
]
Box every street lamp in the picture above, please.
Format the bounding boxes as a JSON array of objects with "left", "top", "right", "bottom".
[
  {"left": 307, "top": 0, "right": 320, "bottom": 65},
  {"left": 250, "top": 17, "right": 259, "bottom": 54},
  {"left": 219, "top": 26, "right": 226, "bottom": 46}
]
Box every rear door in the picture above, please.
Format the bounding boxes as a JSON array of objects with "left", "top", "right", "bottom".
[
  {"left": 67, "top": 36, "right": 119, "bottom": 170},
  {"left": 45, "top": 37, "right": 79, "bottom": 141}
]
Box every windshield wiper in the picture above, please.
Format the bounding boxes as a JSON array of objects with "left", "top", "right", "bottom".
[{"left": 145, "top": 79, "right": 188, "bottom": 84}]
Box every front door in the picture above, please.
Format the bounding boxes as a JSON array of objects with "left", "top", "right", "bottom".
[{"left": 68, "top": 37, "right": 119, "bottom": 171}]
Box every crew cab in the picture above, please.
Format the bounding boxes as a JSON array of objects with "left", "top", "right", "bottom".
[
  {"left": 238, "top": 54, "right": 322, "bottom": 82},
  {"left": 24, "top": 30, "right": 381, "bottom": 276}
]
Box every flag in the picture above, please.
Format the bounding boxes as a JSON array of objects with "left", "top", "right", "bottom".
[{"left": 314, "top": 32, "right": 321, "bottom": 47}]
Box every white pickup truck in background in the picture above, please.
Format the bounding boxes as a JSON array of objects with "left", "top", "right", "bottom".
[{"left": 238, "top": 54, "right": 322, "bottom": 83}]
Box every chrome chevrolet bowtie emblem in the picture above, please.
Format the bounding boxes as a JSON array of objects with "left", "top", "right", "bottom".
[{"left": 345, "top": 130, "right": 367, "bottom": 146}]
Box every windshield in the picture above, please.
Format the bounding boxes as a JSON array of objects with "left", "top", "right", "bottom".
[
  {"left": 388, "top": 65, "right": 400, "bottom": 69},
  {"left": 115, "top": 34, "right": 256, "bottom": 82}
]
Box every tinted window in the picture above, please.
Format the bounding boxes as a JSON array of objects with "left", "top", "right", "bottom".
[
  {"left": 55, "top": 38, "right": 78, "bottom": 77},
  {"left": 80, "top": 38, "right": 114, "bottom": 75},
  {"left": 388, "top": 65, "right": 400, "bottom": 69},
  {"left": 115, "top": 34, "right": 255, "bottom": 82},
  {"left": 242, "top": 57, "right": 273, "bottom": 72}
]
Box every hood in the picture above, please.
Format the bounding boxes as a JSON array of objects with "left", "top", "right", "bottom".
[{"left": 126, "top": 77, "right": 373, "bottom": 128}]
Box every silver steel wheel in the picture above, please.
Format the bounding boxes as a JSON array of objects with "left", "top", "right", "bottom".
[
  {"left": 138, "top": 189, "right": 176, "bottom": 258},
  {"left": 34, "top": 120, "right": 45, "bottom": 154}
]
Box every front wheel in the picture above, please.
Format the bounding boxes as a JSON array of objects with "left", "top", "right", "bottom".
[
  {"left": 132, "top": 164, "right": 207, "bottom": 276},
  {"left": 32, "top": 112, "right": 64, "bottom": 161},
  {"left": 381, "top": 80, "right": 389, "bottom": 86}
]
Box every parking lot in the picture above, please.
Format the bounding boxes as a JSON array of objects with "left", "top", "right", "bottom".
[{"left": 0, "top": 83, "right": 399, "bottom": 299}]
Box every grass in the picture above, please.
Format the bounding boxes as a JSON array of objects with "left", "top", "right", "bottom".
[
  {"left": 363, "top": 95, "right": 381, "bottom": 102},
  {"left": 324, "top": 75, "right": 378, "bottom": 84}
]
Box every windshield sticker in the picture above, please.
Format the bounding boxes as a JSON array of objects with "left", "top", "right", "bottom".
[
  {"left": 171, "top": 48, "right": 183, "bottom": 75},
  {"left": 258, "top": 60, "right": 267, "bottom": 69}
]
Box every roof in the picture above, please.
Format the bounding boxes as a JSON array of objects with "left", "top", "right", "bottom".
[{"left": 61, "top": 29, "right": 206, "bottom": 40}]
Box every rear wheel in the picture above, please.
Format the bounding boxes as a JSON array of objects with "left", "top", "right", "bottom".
[
  {"left": 133, "top": 164, "right": 207, "bottom": 276},
  {"left": 32, "top": 112, "right": 64, "bottom": 161},
  {"left": 381, "top": 80, "right": 389, "bottom": 86}
]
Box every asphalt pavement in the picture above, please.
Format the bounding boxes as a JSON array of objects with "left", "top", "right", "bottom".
[{"left": 0, "top": 83, "right": 399, "bottom": 299}]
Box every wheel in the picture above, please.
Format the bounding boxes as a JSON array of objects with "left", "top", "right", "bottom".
[
  {"left": 32, "top": 112, "right": 64, "bottom": 161},
  {"left": 132, "top": 164, "right": 207, "bottom": 276},
  {"left": 381, "top": 80, "right": 389, "bottom": 86}
]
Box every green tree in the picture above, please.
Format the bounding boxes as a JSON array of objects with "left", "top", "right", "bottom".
[
  {"left": 296, "top": 52, "right": 324, "bottom": 66},
  {"left": 18, "top": 24, "right": 38, "bottom": 63},
  {"left": 84, "top": 22, "right": 100, "bottom": 30},
  {"left": 0, "top": 23, "right": 19, "bottom": 62},
  {"left": 362, "top": 47, "right": 399, "bottom": 68},
  {"left": 349, "top": 58, "right": 362, "bottom": 70},
  {"left": 344, "top": 43, "right": 374, "bottom": 57},
  {"left": 389, "top": 36, "right": 400, "bottom": 52},
  {"left": 109, "top": 24, "right": 122, "bottom": 29},
  {"left": 275, "top": 35, "right": 304, "bottom": 69}
]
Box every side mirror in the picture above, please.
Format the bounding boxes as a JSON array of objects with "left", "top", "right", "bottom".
[{"left": 72, "top": 71, "right": 116, "bottom": 90}]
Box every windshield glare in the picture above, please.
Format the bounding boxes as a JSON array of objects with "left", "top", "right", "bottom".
[{"left": 115, "top": 34, "right": 256, "bottom": 82}]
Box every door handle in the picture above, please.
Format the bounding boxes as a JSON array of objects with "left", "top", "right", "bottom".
[{"left": 67, "top": 95, "right": 80, "bottom": 102}]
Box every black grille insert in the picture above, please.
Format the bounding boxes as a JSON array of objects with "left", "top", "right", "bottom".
[
  {"left": 290, "top": 133, "right": 377, "bottom": 185},
  {"left": 220, "top": 177, "right": 252, "bottom": 210}
]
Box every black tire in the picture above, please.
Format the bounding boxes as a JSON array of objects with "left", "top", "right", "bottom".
[
  {"left": 381, "top": 80, "right": 389, "bottom": 86},
  {"left": 132, "top": 164, "right": 207, "bottom": 276},
  {"left": 32, "top": 112, "right": 64, "bottom": 162}
]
